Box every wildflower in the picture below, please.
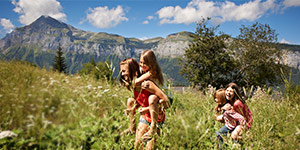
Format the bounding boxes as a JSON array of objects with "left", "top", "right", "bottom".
[
  {"left": 43, "top": 120, "right": 52, "bottom": 128},
  {"left": 103, "top": 89, "right": 110, "bottom": 93},
  {"left": 98, "top": 86, "right": 103, "bottom": 89},
  {"left": 112, "top": 94, "right": 118, "bottom": 97},
  {"left": 0, "top": 131, "right": 17, "bottom": 139},
  {"left": 0, "top": 94, "right": 2, "bottom": 98},
  {"left": 27, "top": 123, "right": 34, "bottom": 128},
  {"left": 27, "top": 115, "right": 34, "bottom": 119},
  {"left": 87, "top": 84, "right": 92, "bottom": 90}
]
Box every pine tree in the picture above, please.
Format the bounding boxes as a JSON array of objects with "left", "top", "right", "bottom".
[{"left": 53, "top": 45, "right": 67, "bottom": 73}]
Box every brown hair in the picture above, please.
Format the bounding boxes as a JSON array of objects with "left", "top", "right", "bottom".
[
  {"left": 214, "top": 89, "right": 226, "bottom": 113},
  {"left": 141, "top": 50, "right": 164, "bottom": 86},
  {"left": 225, "top": 82, "right": 244, "bottom": 103},
  {"left": 120, "top": 58, "right": 141, "bottom": 90}
]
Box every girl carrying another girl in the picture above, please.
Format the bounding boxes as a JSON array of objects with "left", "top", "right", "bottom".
[
  {"left": 214, "top": 89, "right": 246, "bottom": 149},
  {"left": 120, "top": 58, "right": 169, "bottom": 149}
]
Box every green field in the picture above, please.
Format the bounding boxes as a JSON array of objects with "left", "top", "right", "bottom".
[{"left": 0, "top": 61, "right": 299, "bottom": 149}]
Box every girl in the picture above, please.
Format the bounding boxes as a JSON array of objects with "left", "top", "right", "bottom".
[
  {"left": 134, "top": 50, "right": 170, "bottom": 139},
  {"left": 225, "top": 83, "right": 253, "bottom": 129},
  {"left": 214, "top": 89, "right": 246, "bottom": 149},
  {"left": 120, "top": 58, "right": 169, "bottom": 149}
]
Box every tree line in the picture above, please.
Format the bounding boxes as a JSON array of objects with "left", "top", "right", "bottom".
[
  {"left": 53, "top": 18, "right": 289, "bottom": 89},
  {"left": 179, "top": 18, "right": 287, "bottom": 89}
]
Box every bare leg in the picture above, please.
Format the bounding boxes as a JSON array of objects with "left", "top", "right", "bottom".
[
  {"left": 148, "top": 95, "right": 159, "bottom": 136},
  {"left": 145, "top": 128, "right": 160, "bottom": 150},
  {"left": 231, "top": 125, "right": 243, "bottom": 140},
  {"left": 135, "top": 122, "right": 149, "bottom": 150},
  {"left": 121, "top": 98, "right": 137, "bottom": 135}
]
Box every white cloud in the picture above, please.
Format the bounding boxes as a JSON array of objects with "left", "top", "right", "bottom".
[
  {"left": 156, "top": 0, "right": 277, "bottom": 25},
  {"left": 12, "top": 0, "right": 66, "bottom": 25},
  {"left": 283, "top": 0, "right": 300, "bottom": 7},
  {"left": 0, "top": 18, "right": 15, "bottom": 33},
  {"left": 139, "top": 36, "right": 150, "bottom": 40},
  {"left": 147, "top": 16, "right": 154, "bottom": 20},
  {"left": 142, "top": 20, "right": 149, "bottom": 24},
  {"left": 280, "top": 38, "right": 292, "bottom": 44},
  {"left": 85, "top": 5, "right": 128, "bottom": 28}
]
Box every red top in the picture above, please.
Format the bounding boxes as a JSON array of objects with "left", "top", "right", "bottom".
[
  {"left": 134, "top": 89, "right": 165, "bottom": 123},
  {"left": 232, "top": 100, "right": 253, "bottom": 129}
]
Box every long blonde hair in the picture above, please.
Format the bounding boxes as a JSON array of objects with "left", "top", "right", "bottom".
[{"left": 141, "top": 50, "right": 164, "bottom": 86}]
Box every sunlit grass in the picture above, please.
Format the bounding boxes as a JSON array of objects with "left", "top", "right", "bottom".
[{"left": 0, "top": 60, "right": 299, "bottom": 149}]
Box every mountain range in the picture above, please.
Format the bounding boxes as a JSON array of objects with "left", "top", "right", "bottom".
[{"left": 0, "top": 15, "right": 299, "bottom": 85}]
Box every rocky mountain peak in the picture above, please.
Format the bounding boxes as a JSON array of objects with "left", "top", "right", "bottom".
[{"left": 28, "top": 15, "right": 69, "bottom": 30}]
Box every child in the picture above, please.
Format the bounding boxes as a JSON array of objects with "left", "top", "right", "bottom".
[
  {"left": 135, "top": 50, "right": 170, "bottom": 140},
  {"left": 214, "top": 89, "right": 246, "bottom": 149}
]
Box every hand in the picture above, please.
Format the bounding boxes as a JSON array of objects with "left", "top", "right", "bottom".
[
  {"left": 138, "top": 107, "right": 149, "bottom": 115},
  {"left": 141, "top": 81, "right": 150, "bottom": 89},
  {"left": 159, "top": 99, "right": 170, "bottom": 109},
  {"left": 216, "top": 115, "right": 224, "bottom": 121},
  {"left": 222, "top": 103, "right": 232, "bottom": 111}
]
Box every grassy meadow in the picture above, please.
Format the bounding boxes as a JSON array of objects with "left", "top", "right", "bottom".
[{"left": 0, "top": 61, "right": 299, "bottom": 149}]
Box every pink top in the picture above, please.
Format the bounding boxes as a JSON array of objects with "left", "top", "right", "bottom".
[
  {"left": 223, "top": 109, "right": 246, "bottom": 130},
  {"left": 232, "top": 100, "right": 253, "bottom": 129},
  {"left": 134, "top": 89, "right": 165, "bottom": 123}
]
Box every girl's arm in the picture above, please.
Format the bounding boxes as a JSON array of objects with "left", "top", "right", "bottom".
[
  {"left": 134, "top": 71, "right": 152, "bottom": 85},
  {"left": 144, "top": 80, "right": 170, "bottom": 109}
]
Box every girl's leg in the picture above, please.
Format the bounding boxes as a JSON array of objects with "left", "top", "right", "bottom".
[
  {"left": 135, "top": 121, "right": 149, "bottom": 150},
  {"left": 148, "top": 94, "right": 159, "bottom": 135},
  {"left": 231, "top": 125, "right": 243, "bottom": 140},
  {"left": 215, "top": 125, "right": 231, "bottom": 149},
  {"left": 145, "top": 128, "right": 160, "bottom": 150},
  {"left": 121, "top": 98, "right": 137, "bottom": 135}
]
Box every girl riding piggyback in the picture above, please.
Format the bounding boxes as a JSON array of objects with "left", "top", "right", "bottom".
[{"left": 134, "top": 50, "right": 170, "bottom": 139}]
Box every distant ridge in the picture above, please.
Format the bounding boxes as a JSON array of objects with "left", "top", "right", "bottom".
[{"left": 0, "top": 15, "right": 299, "bottom": 84}]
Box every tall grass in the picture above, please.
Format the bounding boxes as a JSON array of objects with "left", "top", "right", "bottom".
[{"left": 0, "top": 60, "right": 299, "bottom": 149}]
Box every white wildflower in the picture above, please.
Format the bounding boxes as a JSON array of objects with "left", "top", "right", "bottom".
[
  {"left": 43, "top": 120, "right": 52, "bottom": 128},
  {"left": 98, "top": 86, "right": 103, "bottom": 89},
  {"left": 87, "top": 84, "right": 92, "bottom": 90},
  {"left": 27, "top": 123, "right": 34, "bottom": 128},
  {"left": 27, "top": 115, "right": 34, "bottom": 119},
  {"left": 112, "top": 94, "right": 117, "bottom": 97},
  {"left": 49, "top": 78, "right": 58, "bottom": 86},
  {"left": 28, "top": 94, "right": 32, "bottom": 97},
  {"left": 102, "top": 89, "right": 110, "bottom": 93},
  {"left": 0, "top": 131, "right": 17, "bottom": 139}
]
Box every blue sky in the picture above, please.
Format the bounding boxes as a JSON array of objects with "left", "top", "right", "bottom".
[{"left": 0, "top": 0, "right": 300, "bottom": 45}]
